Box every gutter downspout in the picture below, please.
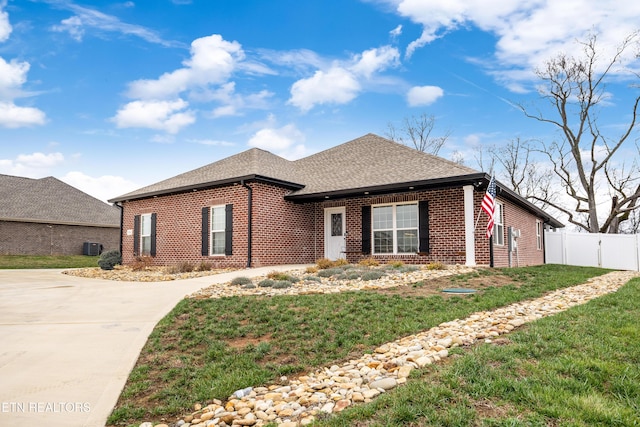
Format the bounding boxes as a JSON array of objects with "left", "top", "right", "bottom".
[
  {"left": 241, "top": 180, "right": 253, "bottom": 268},
  {"left": 115, "top": 202, "right": 123, "bottom": 256}
]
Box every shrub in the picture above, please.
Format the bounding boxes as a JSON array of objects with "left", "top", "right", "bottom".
[
  {"left": 335, "top": 273, "right": 348, "bottom": 280},
  {"left": 258, "top": 279, "right": 275, "bottom": 288},
  {"left": 346, "top": 271, "right": 362, "bottom": 280},
  {"left": 426, "top": 262, "right": 446, "bottom": 270},
  {"left": 231, "top": 277, "right": 252, "bottom": 286},
  {"left": 389, "top": 261, "right": 405, "bottom": 268},
  {"left": 305, "top": 266, "right": 319, "bottom": 274},
  {"left": 242, "top": 284, "right": 256, "bottom": 289},
  {"left": 267, "top": 272, "right": 300, "bottom": 282},
  {"left": 358, "top": 257, "right": 380, "bottom": 267},
  {"left": 315, "top": 258, "right": 335, "bottom": 269},
  {"left": 196, "top": 261, "right": 213, "bottom": 272},
  {"left": 98, "top": 250, "right": 121, "bottom": 270},
  {"left": 303, "top": 276, "right": 321, "bottom": 282},
  {"left": 333, "top": 258, "right": 349, "bottom": 266},
  {"left": 399, "top": 265, "right": 419, "bottom": 273},
  {"left": 317, "top": 268, "right": 343, "bottom": 278},
  {"left": 361, "top": 271, "right": 384, "bottom": 281},
  {"left": 131, "top": 256, "right": 153, "bottom": 271},
  {"left": 176, "top": 261, "right": 195, "bottom": 273},
  {"left": 272, "top": 280, "right": 292, "bottom": 289}
]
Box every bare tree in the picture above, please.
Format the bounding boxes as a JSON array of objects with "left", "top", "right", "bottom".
[
  {"left": 386, "top": 113, "right": 451, "bottom": 155},
  {"left": 520, "top": 32, "right": 640, "bottom": 233},
  {"left": 490, "top": 138, "right": 556, "bottom": 207}
]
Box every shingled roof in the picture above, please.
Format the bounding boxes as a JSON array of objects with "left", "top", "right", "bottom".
[
  {"left": 110, "top": 134, "right": 482, "bottom": 202},
  {"left": 0, "top": 175, "right": 120, "bottom": 227}
]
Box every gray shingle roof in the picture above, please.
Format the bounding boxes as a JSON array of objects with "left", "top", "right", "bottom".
[
  {"left": 110, "top": 134, "right": 481, "bottom": 202},
  {"left": 0, "top": 175, "right": 120, "bottom": 227},
  {"left": 289, "top": 133, "right": 480, "bottom": 196},
  {"left": 111, "top": 147, "right": 302, "bottom": 202}
]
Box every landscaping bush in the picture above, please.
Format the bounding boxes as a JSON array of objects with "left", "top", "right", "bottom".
[
  {"left": 230, "top": 277, "right": 252, "bottom": 286},
  {"left": 267, "top": 272, "right": 300, "bottom": 282},
  {"left": 358, "top": 257, "right": 380, "bottom": 267},
  {"left": 303, "top": 276, "right": 321, "bottom": 282},
  {"left": 389, "top": 261, "right": 405, "bottom": 268},
  {"left": 97, "top": 250, "right": 121, "bottom": 270},
  {"left": 315, "top": 258, "right": 335, "bottom": 269},
  {"left": 399, "top": 265, "right": 419, "bottom": 273},
  {"left": 305, "top": 266, "right": 319, "bottom": 274},
  {"left": 361, "top": 270, "right": 385, "bottom": 281},
  {"left": 258, "top": 279, "right": 275, "bottom": 288},
  {"left": 346, "top": 271, "right": 362, "bottom": 280},
  {"left": 131, "top": 256, "right": 153, "bottom": 271},
  {"left": 272, "top": 280, "right": 292, "bottom": 289},
  {"left": 196, "top": 261, "right": 213, "bottom": 272},
  {"left": 242, "top": 284, "right": 256, "bottom": 289},
  {"left": 426, "top": 261, "right": 446, "bottom": 270},
  {"left": 176, "top": 261, "right": 195, "bottom": 273},
  {"left": 317, "top": 268, "right": 344, "bottom": 278}
]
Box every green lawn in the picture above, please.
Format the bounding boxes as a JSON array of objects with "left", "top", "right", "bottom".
[
  {"left": 320, "top": 275, "right": 640, "bottom": 427},
  {"left": 0, "top": 254, "right": 99, "bottom": 269},
  {"left": 107, "top": 264, "right": 624, "bottom": 426}
]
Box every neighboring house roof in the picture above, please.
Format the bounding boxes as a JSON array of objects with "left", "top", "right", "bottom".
[
  {"left": 110, "top": 133, "right": 563, "bottom": 227},
  {"left": 0, "top": 174, "right": 120, "bottom": 227}
]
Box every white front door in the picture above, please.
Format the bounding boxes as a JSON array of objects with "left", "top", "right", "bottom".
[{"left": 324, "top": 207, "right": 346, "bottom": 260}]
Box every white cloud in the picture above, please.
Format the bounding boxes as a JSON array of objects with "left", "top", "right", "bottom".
[
  {"left": 0, "top": 101, "right": 47, "bottom": 128},
  {"left": 0, "top": 0, "right": 12, "bottom": 42},
  {"left": 0, "top": 7, "right": 47, "bottom": 128},
  {"left": 127, "top": 34, "right": 244, "bottom": 100},
  {"left": 0, "top": 152, "right": 64, "bottom": 176},
  {"left": 112, "top": 99, "right": 195, "bottom": 134},
  {"left": 188, "top": 138, "right": 235, "bottom": 146},
  {"left": 390, "top": 25, "right": 402, "bottom": 39},
  {"left": 289, "top": 67, "right": 361, "bottom": 112},
  {"left": 288, "top": 45, "right": 399, "bottom": 111},
  {"left": 50, "top": 1, "right": 177, "bottom": 46},
  {"left": 407, "top": 85, "right": 444, "bottom": 106},
  {"left": 247, "top": 124, "right": 308, "bottom": 159},
  {"left": 388, "top": 0, "right": 640, "bottom": 86},
  {"left": 60, "top": 171, "right": 139, "bottom": 203}
]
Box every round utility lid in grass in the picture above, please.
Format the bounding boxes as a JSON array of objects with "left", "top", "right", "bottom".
[{"left": 441, "top": 288, "right": 477, "bottom": 294}]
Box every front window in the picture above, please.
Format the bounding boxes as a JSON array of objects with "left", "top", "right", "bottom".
[
  {"left": 140, "top": 213, "right": 152, "bottom": 255},
  {"left": 493, "top": 202, "right": 504, "bottom": 246},
  {"left": 210, "top": 205, "right": 226, "bottom": 255},
  {"left": 373, "top": 203, "right": 418, "bottom": 254}
]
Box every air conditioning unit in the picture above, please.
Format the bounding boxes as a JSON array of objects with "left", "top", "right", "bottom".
[{"left": 83, "top": 242, "right": 101, "bottom": 256}]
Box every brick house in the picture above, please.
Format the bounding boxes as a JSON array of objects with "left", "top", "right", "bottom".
[
  {"left": 0, "top": 174, "right": 120, "bottom": 255},
  {"left": 109, "top": 134, "right": 562, "bottom": 268}
]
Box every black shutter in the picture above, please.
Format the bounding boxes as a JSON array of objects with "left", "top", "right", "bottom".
[
  {"left": 225, "top": 204, "right": 233, "bottom": 256},
  {"left": 361, "top": 206, "right": 371, "bottom": 255},
  {"left": 133, "top": 215, "right": 140, "bottom": 256},
  {"left": 419, "top": 201, "right": 429, "bottom": 253},
  {"left": 201, "top": 207, "right": 209, "bottom": 256},
  {"left": 150, "top": 213, "right": 157, "bottom": 257}
]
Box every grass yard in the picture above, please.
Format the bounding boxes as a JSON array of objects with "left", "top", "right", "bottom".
[
  {"left": 320, "top": 276, "right": 640, "bottom": 427},
  {"left": 0, "top": 254, "right": 99, "bottom": 269},
  {"left": 106, "top": 264, "right": 626, "bottom": 427}
]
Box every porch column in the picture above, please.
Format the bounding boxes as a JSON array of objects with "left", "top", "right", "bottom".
[{"left": 463, "top": 185, "right": 476, "bottom": 266}]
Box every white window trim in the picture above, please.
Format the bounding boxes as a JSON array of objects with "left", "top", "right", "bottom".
[
  {"left": 536, "top": 220, "right": 543, "bottom": 250},
  {"left": 372, "top": 202, "right": 419, "bottom": 255},
  {"left": 493, "top": 201, "right": 504, "bottom": 246},
  {"left": 140, "top": 213, "right": 152, "bottom": 256},
  {"left": 210, "top": 205, "right": 226, "bottom": 256}
]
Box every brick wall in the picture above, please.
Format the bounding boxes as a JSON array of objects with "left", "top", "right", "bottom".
[
  {"left": 120, "top": 182, "right": 317, "bottom": 268},
  {"left": 0, "top": 220, "right": 119, "bottom": 255},
  {"left": 120, "top": 182, "right": 548, "bottom": 268}
]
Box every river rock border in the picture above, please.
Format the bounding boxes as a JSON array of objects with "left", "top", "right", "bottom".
[{"left": 140, "top": 270, "right": 639, "bottom": 427}]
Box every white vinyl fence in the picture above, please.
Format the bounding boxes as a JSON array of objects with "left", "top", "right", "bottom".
[{"left": 544, "top": 231, "right": 640, "bottom": 271}]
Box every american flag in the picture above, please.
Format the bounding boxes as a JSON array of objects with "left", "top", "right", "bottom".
[{"left": 481, "top": 176, "right": 497, "bottom": 238}]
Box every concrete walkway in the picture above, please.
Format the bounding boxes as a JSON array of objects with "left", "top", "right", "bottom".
[{"left": 0, "top": 266, "right": 308, "bottom": 427}]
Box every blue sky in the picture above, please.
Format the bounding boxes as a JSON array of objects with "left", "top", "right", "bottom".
[{"left": 1, "top": 0, "right": 639, "bottom": 204}]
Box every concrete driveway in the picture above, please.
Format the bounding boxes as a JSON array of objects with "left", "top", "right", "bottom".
[{"left": 0, "top": 266, "right": 305, "bottom": 427}]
